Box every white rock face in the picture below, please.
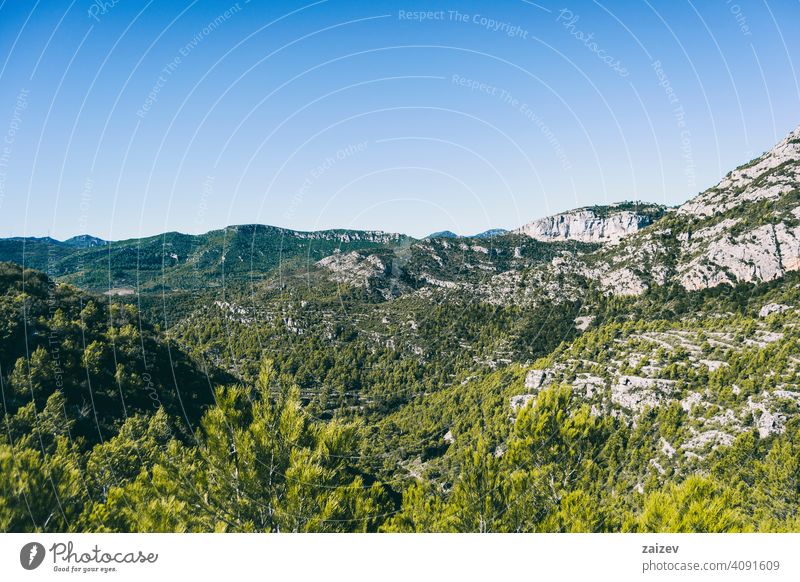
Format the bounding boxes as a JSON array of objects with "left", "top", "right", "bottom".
[
  {"left": 757, "top": 410, "right": 784, "bottom": 438},
  {"left": 510, "top": 394, "right": 536, "bottom": 411},
  {"left": 511, "top": 368, "right": 552, "bottom": 413},
  {"left": 576, "top": 227, "right": 674, "bottom": 297},
  {"left": 748, "top": 399, "right": 786, "bottom": 438},
  {"left": 572, "top": 374, "right": 604, "bottom": 398},
  {"left": 524, "top": 369, "right": 548, "bottom": 390},
  {"left": 679, "top": 218, "right": 739, "bottom": 243},
  {"left": 660, "top": 438, "right": 676, "bottom": 459},
  {"left": 611, "top": 375, "right": 677, "bottom": 413},
  {"left": 678, "top": 225, "right": 798, "bottom": 290},
  {"left": 682, "top": 430, "right": 735, "bottom": 451},
  {"left": 317, "top": 251, "right": 387, "bottom": 286},
  {"left": 598, "top": 267, "right": 649, "bottom": 296},
  {"left": 759, "top": 303, "right": 791, "bottom": 317},
  {"left": 515, "top": 208, "right": 654, "bottom": 243},
  {"left": 419, "top": 274, "right": 459, "bottom": 289},
  {"left": 670, "top": 126, "right": 800, "bottom": 290}
]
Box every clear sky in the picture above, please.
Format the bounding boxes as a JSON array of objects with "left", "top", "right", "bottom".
[{"left": 0, "top": 0, "right": 798, "bottom": 240}]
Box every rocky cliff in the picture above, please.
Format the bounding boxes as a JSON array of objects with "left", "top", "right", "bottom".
[{"left": 514, "top": 204, "right": 663, "bottom": 243}]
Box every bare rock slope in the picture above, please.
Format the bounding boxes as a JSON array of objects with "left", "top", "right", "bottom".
[{"left": 514, "top": 204, "right": 663, "bottom": 243}]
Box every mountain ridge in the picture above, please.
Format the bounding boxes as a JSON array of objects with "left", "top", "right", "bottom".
[{"left": 0, "top": 125, "right": 798, "bottom": 302}]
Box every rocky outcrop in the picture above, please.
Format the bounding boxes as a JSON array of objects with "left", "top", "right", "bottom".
[
  {"left": 596, "top": 267, "right": 649, "bottom": 296},
  {"left": 510, "top": 394, "right": 536, "bottom": 412},
  {"left": 661, "top": 125, "right": 800, "bottom": 292},
  {"left": 317, "top": 251, "right": 388, "bottom": 286},
  {"left": 296, "top": 229, "right": 403, "bottom": 244},
  {"left": 611, "top": 375, "right": 678, "bottom": 413},
  {"left": 759, "top": 303, "right": 791, "bottom": 317},
  {"left": 678, "top": 224, "right": 800, "bottom": 291},
  {"left": 515, "top": 206, "right": 658, "bottom": 243}
]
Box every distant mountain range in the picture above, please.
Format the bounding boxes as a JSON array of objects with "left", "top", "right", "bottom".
[
  {"left": 0, "top": 203, "right": 656, "bottom": 293},
  {"left": 1, "top": 125, "right": 799, "bottom": 302},
  {"left": 0, "top": 225, "right": 409, "bottom": 292},
  {"left": 426, "top": 228, "right": 510, "bottom": 239}
]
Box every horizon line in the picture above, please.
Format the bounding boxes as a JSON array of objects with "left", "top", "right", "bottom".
[{"left": 0, "top": 198, "right": 667, "bottom": 243}]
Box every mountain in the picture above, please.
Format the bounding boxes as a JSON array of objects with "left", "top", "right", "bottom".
[
  {"left": 1, "top": 127, "right": 798, "bottom": 306},
  {"left": 513, "top": 202, "right": 665, "bottom": 243},
  {"left": 426, "top": 230, "right": 459, "bottom": 239},
  {"left": 674, "top": 126, "right": 800, "bottom": 290},
  {"left": 5, "top": 235, "right": 62, "bottom": 244},
  {"left": 3, "top": 233, "right": 107, "bottom": 250},
  {"left": 425, "top": 229, "right": 510, "bottom": 239},
  {"left": 0, "top": 237, "right": 77, "bottom": 272},
  {"left": 472, "top": 228, "right": 509, "bottom": 238},
  {"left": 62, "top": 234, "right": 108, "bottom": 248}
]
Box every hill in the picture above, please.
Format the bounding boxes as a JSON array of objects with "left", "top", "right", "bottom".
[{"left": 0, "top": 225, "right": 409, "bottom": 293}]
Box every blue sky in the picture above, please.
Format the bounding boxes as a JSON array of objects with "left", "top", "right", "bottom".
[{"left": 0, "top": 0, "right": 798, "bottom": 240}]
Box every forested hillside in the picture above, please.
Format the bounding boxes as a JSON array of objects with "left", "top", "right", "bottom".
[{"left": 2, "top": 127, "right": 800, "bottom": 532}]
